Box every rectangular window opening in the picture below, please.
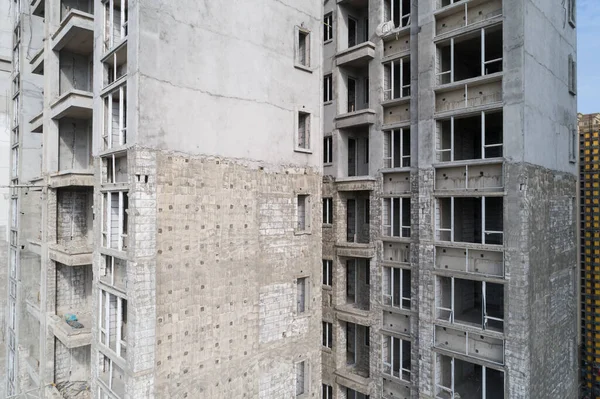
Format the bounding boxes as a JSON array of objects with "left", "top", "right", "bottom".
[
  {"left": 324, "top": 13, "right": 333, "bottom": 42},
  {"left": 436, "top": 197, "right": 503, "bottom": 245},
  {"left": 297, "top": 112, "right": 311, "bottom": 150},
  {"left": 322, "top": 321, "right": 333, "bottom": 348},
  {"left": 324, "top": 74, "right": 333, "bottom": 103},
  {"left": 297, "top": 194, "right": 310, "bottom": 231},
  {"left": 323, "top": 259, "right": 333, "bottom": 286},
  {"left": 298, "top": 29, "right": 310, "bottom": 67},
  {"left": 383, "top": 197, "right": 411, "bottom": 238},
  {"left": 297, "top": 277, "right": 308, "bottom": 314},
  {"left": 324, "top": 136, "right": 333, "bottom": 164},
  {"left": 384, "top": 128, "right": 411, "bottom": 168},
  {"left": 323, "top": 197, "right": 333, "bottom": 224},
  {"left": 383, "top": 266, "right": 411, "bottom": 309}
]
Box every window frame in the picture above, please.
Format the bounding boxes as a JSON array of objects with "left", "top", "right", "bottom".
[
  {"left": 295, "top": 26, "right": 312, "bottom": 71},
  {"left": 323, "top": 136, "right": 333, "bottom": 164},
  {"left": 322, "top": 321, "right": 333, "bottom": 348},
  {"left": 324, "top": 74, "right": 333, "bottom": 103},
  {"left": 323, "top": 197, "right": 333, "bottom": 225},
  {"left": 323, "top": 259, "right": 332, "bottom": 286},
  {"left": 296, "top": 110, "right": 312, "bottom": 152},
  {"left": 297, "top": 194, "right": 311, "bottom": 232},
  {"left": 324, "top": 13, "right": 333, "bottom": 43},
  {"left": 296, "top": 276, "right": 309, "bottom": 314}
]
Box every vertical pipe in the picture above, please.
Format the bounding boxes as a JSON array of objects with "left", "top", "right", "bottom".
[
  {"left": 481, "top": 28, "right": 486, "bottom": 76},
  {"left": 109, "top": 0, "right": 114, "bottom": 48},
  {"left": 450, "top": 197, "right": 455, "bottom": 242},
  {"left": 451, "top": 277, "right": 455, "bottom": 323},
  {"left": 107, "top": 94, "right": 113, "bottom": 148},
  {"left": 450, "top": 38, "right": 454, "bottom": 83},
  {"left": 116, "top": 297, "right": 122, "bottom": 355},
  {"left": 481, "top": 111, "right": 486, "bottom": 159},
  {"left": 450, "top": 117, "right": 454, "bottom": 162},
  {"left": 482, "top": 197, "right": 486, "bottom": 244},
  {"left": 119, "top": 86, "right": 124, "bottom": 145},
  {"left": 118, "top": 192, "right": 123, "bottom": 250},
  {"left": 391, "top": 60, "right": 395, "bottom": 99}
]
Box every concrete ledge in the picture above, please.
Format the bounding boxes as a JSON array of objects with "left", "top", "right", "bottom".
[
  {"left": 48, "top": 244, "right": 93, "bottom": 266},
  {"left": 48, "top": 314, "right": 92, "bottom": 349},
  {"left": 335, "top": 304, "right": 374, "bottom": 326},
  {"left": 381, "top": 96, "right": 411, "bottom": 108},
  {"left": 334, "top": 368, "right": 373, "bottom": 395},
  {"left": 30, "top": 46, "right": 44, "bottom": 75},
  {"left": 336, "top": 243, "right": 375, "bottom": 259},
  {"left": 31, "top": 0, "right": 44, "bottom": 17},
  {"left": 335, "top": 109, "right": 376, "bottom": 129},
  {"left": 434, "top": 14, "right": 502, "bottom": 43},
  {"left": 49, "top": 170, "right": 94, "bottom": 188},
  {"left": 28, "top": 239, "right": 42, "bottom": 256},
  {"left": 336, "top": 41, "right": 375, "bottom": 67},
  {"left": 30, "top": 111, "right": 43, "bottom": 133},
  {"left": 52, "top": 10, "right": 94, "bottom": 54},
  {"left": 50, "top": 90, "right": 93, "bottom": 120},
  {"left": 335, "top": 177, "right": 376, "bottom": 191}
]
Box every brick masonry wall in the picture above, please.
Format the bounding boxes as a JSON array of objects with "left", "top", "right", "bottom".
[{"left": 152, "top": 151, "right": 322, "bottom": 398}]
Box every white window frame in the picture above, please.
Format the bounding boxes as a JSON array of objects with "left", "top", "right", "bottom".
[
  {"left": 103, "top": 83, "right": 127, "bottom": 150},
  {"left": 11, "top": 147, "right": 18, "bottom": 178},
  {"left": 324, "top": 13, "right": 333, "bottom": 43},
  {"left": 103, "top": 0, "right": 128, "bottom": 50},
  {"left": 101, "top": 255, "right": 127, "bottom": 291},
  {"left": 384, "top": 57, "right": 410, "bottom": 100},
  {"left": 382, "top": 197, "right": 411, "bottom": 238},
  {"left": 323, "top": 197, "right": 333, "bottom": 224},
  {"left": 12, "top": 94, "right": 19, "bottom": 127},
  {"left": 323, "top": 259, "right": 332, "bottom": 286},
  {"left": 99, "top": 290, "right": 128, "bottom": 358},
  {"left": 435, "top": 111, "right": 503, "bottom": 162},
  {"left": 383, "top": 266, "right": 411, "bottom": 309},
  {"left": 435, "top": 276, "right": 504, "bottom": 331},
  {"left": 322, "top": 321, "right": 332, "bottom": 348},
  {"left": 322, "top": 384, "right": 333, "bottom": 399},
  {"left": 101, "top": 190, "right": 128, "bottom": 251},
  {"left": 435, "top": 196, "right": 503, "bottom": 245},
  {"left": 437, "top": 27, "right": 503, "bottom": 85},
  {"left": 383, "top": 128, "right": 410, "bottom": 168},
  {"left": 435, "top": 354, "right": 504, "bottom": 399},
  {"left": 324, "top": 136, "right": 333, "bottom": 164},
  {"left": 98, "top": 351, "right": 125, "bottom": 398},
  {"left": 324, "top": 74, "right": 333, "bottom": 103},
  {"left": 382, "top": 334, "right": 411, "bottom": 381},
  {"left": 384, "top": 0, "right": 411, "bottom": 28},
  {"left": 104, "top": 152, "right": 128, "bottom": 184}
]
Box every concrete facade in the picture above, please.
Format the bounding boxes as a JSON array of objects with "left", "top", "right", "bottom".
[
  {"left": 321, "top": 1, "right": 578, "bottom": 398},
  {"left": 7, "top": 0, "right": 323, "bottom": 398}
]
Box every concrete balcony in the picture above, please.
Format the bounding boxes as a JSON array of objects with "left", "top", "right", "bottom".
[
  {"left": 30, "top": 47, "right": 44, "bottom": 75},
  {"left": 434, "top": 160, "right": 504, "bottom": 193},
  {"left": 336, "top": 42, "right": 375, "bottom": 68},
  {"left": 50, "top": 90, "right": 93, "bottom": 120},
  {"left": 335, "top": 109, "right": 376, "bottom": 129},
  {"left": 434, "top": 325, "right": 504, "bottom": 365},
  {"left": 48, "top": 314, "right": 92, "bottom": 349},
  {"left": 52, "top": 10, "right": 94, "bottom": 55},
  {"left": 49, "top": 170, "right": 94, "bottom": 188},
  {"left": 335, "top": 177, "right": 376, "bottom": 192},
  {"left": 29, "top": 111, "right": 43, "bottom": 133},
  {"left": 334, "top": 368, "right": 373, "bottom": 396},
  {"left": 31, "top": 0, "right": 44, "bottom": 17},
  {"left": 435, "top": 73, "right": 503, "bottom": 116},
  {"left": 336, "top": 242, "right": 376, "bottom": 259},
  {"left": 48, "top": 244, "right": 93, "bottom": 267}
]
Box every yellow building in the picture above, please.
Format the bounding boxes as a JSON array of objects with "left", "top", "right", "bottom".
[{"left": 580, "top": 112, "right": 600, "bottom": 398}]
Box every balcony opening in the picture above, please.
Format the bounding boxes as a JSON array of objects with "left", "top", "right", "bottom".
[
  {"left": 59, "top": 52, "right": 93, "bottom": 95},
  {"left": 340, "top": 0, "right": 369, "bottom": 50},
  {"left": 344, "top": 128, "right": 369, "bottom": 177},
  {"left": 59, "top": 118, "right": 92, "bottom": 172},
  {"left": 61, "top": 0, "right": 94, "bottom": 20},
  {"left": 384, "top": 128, "right": 410, "bottom": 168},
  {"left": 54, "top": 339, "right": 91, "bottom": 396},
  {"left": 436, "top": 276, "right": 504, "bottom": 332},
  {"left": 342, "top": 66, "right": 369, "bottom": 113},
  {"left": 99, "top": 289, "right": 128, "bottom": 359},
  {"left": 56, "top": 264, "right": 92, "bottom": 322},
  {"left": 384, "top": 0, "right": 411, "bottom": 29},
  {"left": 57, "top": 188, "right": 93, "bottom": 250},
  {"left": 384, "top": 57, "right": 410, "bottom": 100},
  {"left": 103, "top": 0, "right": 128, "bottom": 50},
  {"left": 383, "top": 266, "right": 411, "bottom": 309},
  {"left": 435, "top": 354, "right": 504, "bottom": 399},
  {"left": 383, "top": 334, "right": 411, "bottom": 381},
  {"left": 436, "top": 197, "right": 503, "bottom": 245},
  {"left": 101, "top": 191, "right": 128, "bottom": 251},
  {"left": 100, "top": 255, "right": 127, "bottom": 291},
  {"left": 437, "top": 25, "right": 503, "bottom": 85},
  {"left": 345, "top": 192, "right": 370, "bottom": 243},
  {"left": 102, "top": 84, "right": 127, "bottom": 149},
  {"left": 345, "top": 322, "right": 370, "bottom": 377},
  {"left": 436, "top": 111, "right": 503, "bottom": 162},
  {"left": 345, "top": 258, "right": 370, "bottom": 310},
  {"left": 383, "top": 197, "right": 411, "bottom": 238},
  {"left": 103, "top": 152, "right": 128, "bottom": 184},
  {"left": 346, "top": 388, "right": 369, "bottom": 399}
]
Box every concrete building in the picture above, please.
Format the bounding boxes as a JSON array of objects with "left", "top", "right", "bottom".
[
  {"left": 7, "top": 1, "right": 322, "bottom": 398},
  {"left": 321, "top": 1, "right": 578, "bottom": 398},
  {"left": 579, "top": 112, "right": 600, "bottom": 398}
]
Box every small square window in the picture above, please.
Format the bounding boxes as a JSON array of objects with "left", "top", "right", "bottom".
[
  {"left": 324, "top": 136, "right": 333, "bottom": 164},
  {"left": 324, "top": 74, "right": 333, "bottom": 103},
  {"left": 322, "top": 259, "right": 332, "bottom": 286},
  {"left": 297, "top": 28, "right": 311, "bottom": 68},
  {"left": 297, "top": 111, "right": 311, "bottom": 150},
  {"left": 297, "top": 194, "right": 311, "bottom": 231},
  {"left": 324, "top": 13, "right": 333, "bottom": 42},
  {"left": 322, "top": 321, "right": 333, "bottom": 348},
  {"left": 297, "top": 277, "right": 308, "bottom": 314},
  {"left": 323, "top": 197, "right": 333, "bottom": 224}
]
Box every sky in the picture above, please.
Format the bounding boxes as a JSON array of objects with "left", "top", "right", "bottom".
[{"left": 578, "top": 0, "right": 600, "bottom": 114}]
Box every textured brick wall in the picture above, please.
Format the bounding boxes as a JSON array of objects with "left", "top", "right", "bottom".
[{"left": 152, "top": 151, "right": 322, "bottom": 398}]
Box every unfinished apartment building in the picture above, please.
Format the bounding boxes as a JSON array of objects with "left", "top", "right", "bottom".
[
  {"left": 321, "top": 0, "right": 578, "bottom": 398},
  {"left": 7, "top": 0, "right": 323, "bottom": 398},
  {"left": 579, "top": 112, "right": 600, "bottom": 399}
]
